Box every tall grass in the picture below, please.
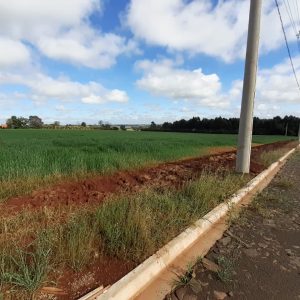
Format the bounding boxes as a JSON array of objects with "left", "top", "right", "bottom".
[
  {"left": 0, "top": 237, "right": 51, "bottom": 297},
  {"left": 259, "top": 147, "right": 292, "bottom": 167},
  {"left": 96, "top": 171, "right": 248, "bottom": 262},
  {"left": 0, "top": 129, "right": 292, "bottom": 201},
  {"left": 0, "top": 171, "right": 248, "bottom": 296}
]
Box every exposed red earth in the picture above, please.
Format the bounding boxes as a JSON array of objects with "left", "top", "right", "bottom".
[{"left": 1, "top": 141, "right": 295, "bottom": 216}]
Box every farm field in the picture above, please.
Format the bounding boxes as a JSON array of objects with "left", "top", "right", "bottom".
[
  {"left": 0, "top": 129, "right": 297, "bottom": 299},
  {"left": 0, "top": 129, "right": 294, "bottom": 201}
]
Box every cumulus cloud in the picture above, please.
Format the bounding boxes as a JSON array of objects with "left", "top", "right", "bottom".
[
  {"left": 126, "top": 0, "right": 295, "bottom": 62},
  {"left": 82, "top": 90, "right": 128, "bottom": 104},
  {"left": 0, "top": 0, "right": 135, "bottom": 69},
  {"left": 0, "top": 38, "right": 31, "bottom": 68},
  {"left": 227, "top": 56, "right": 300, "bottom": 117},
  {"left": 0, "top": 71, "right": 129, "bottom": 105},
  {"left": 136, "top": 58, "right": 229, "bottom": 108}
]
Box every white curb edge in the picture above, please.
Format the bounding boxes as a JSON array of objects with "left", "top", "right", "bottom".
[{"left": 80, "top": 145, "right": 298, "bottom": 300}]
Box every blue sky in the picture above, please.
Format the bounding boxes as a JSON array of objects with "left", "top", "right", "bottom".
[{"left": 0, "top": 0, "right": 299, "bottom": 125}]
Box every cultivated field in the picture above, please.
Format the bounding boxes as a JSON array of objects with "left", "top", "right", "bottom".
[
  {"left": 0, "top": 129, "right": 293, "bottom": 201},
  {"left": 0, "top": 129, "right": 296, "bottom": 299}
]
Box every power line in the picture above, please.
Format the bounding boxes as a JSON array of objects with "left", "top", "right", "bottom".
[
  {"left": 283, "top": 0, "right": 300, "bottom": 52},
  {"left": 296, "top": 0, "right": 300, "bottom": 30},
  {"left": 284, "top": 0, "right": 298, "bottom": 36},
  {"left": 275, "top": 0, "right": 300, "bottom": 91}
]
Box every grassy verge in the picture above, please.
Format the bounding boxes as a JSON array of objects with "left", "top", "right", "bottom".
[
  {"left": 0, "top": 171, "right": 248, "bottom": 297},
  {"left": 259, "top": 147, "right": 293, "bottom": 168}
]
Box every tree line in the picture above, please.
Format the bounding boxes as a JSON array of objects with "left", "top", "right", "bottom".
[
  {"left": 146, "top": 115, "right": 300, "bottom": 136},
  {"left": 5, "top": 115, "right": 44, "bottom": 128},
  {"left": 3, "top": 115, "right": 299, "bottom": 136},
  {"left": 3, "top": 116, "right": 121, "bottom": 130}
]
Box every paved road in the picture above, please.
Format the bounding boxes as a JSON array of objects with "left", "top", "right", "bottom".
[{"left": 167, "top": 150, "right": 300, "bottom": 300}]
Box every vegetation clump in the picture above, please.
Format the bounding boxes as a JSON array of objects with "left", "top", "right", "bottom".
[{"left": 0, "top": 171, "right": 247, "bottom": 297}]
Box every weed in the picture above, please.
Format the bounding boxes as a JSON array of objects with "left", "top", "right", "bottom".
[
  {"left": 55, "top": 214, "right": 99, "bottom": 271},
  {"left": 251, "top": 194, "right": 272, "bottom": 218},
  {"left": 226, "top": 203, "right": 240, "bottom": 226},
  {"left": 173, "top": 263, "right": 194, "bottom": 287},
  {"left": 273, "top": 179, "right": 293, "bottom": 190},
  {"left": 96, "top": 172, "right": 247, "bottom": 262},
  {"left": 217, "top": 256, "right": 234, "bottom": 283},
  {"left": 0, "top": 240, "right": 51, "bottom": 293},
  {"left": 259, "top": 148, "right": 291, "bottom": 167},
  {"left": 0, "top": 171, "right": 249, "bottom": 295}
]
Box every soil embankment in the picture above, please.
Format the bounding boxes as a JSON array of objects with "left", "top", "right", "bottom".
[{"left": 1, "top": 141, "right": 295, "bottom": 215}]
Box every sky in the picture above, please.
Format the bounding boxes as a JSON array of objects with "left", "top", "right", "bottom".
[{"left": 0, "top": 0, "right": 300, "bottom": 125}]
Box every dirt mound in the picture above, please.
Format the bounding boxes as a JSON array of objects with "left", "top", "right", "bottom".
[{"left": 0, "top": 141, "right": 295, "bottom": 215}]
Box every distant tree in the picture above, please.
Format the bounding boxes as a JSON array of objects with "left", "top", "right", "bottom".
[
  {"left": 143, "top": 115, "right": 299, "bottom": 136},
  {"left": 6, "top": 116, "right": 15, "bottom": 128},
  {"left": 6, "top": 116, "right": 29, "bottom": 128},
  {"left": 53, "top": 121, "right": 60, "bottom": 127},
  {"left": 29, "top": 116, "right": 43, "bottom": 128},
  {"left": 81, "top": 122, "right": 87, "bottom": 127},
  {"left": 120, "top": 125, "right": 126, "bottom": 130},
  {"left": 98, "top": 120, "right": 103, "bottom": 126},
  {"left": 150, "top": 121, "right": 157, "bottom": 128}
]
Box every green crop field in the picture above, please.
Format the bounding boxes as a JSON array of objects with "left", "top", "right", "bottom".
[{"left": 0, "top": 129, "right": 293, "bottom": 201}]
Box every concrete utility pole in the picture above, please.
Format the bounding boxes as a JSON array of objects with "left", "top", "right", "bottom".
[{"left": 236, "top": 0, "right": 263, "bottom": 173}]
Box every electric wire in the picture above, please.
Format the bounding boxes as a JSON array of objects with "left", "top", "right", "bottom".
[
  {"left": 283, "top": 0, "right": 298, "bottom": 36},
  {"left": 275, "top": 0, "right": 300, "bottom": 90}
]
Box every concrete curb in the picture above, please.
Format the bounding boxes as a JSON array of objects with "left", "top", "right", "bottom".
[{"left": 80, "top": 146, "right": 298, "bottom": 300}]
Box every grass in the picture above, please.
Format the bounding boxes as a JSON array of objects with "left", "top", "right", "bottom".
[
  {"left": 217, "top": 256, "right": 235, "bottom": 283},
  {"left": 251, "top": 178, "right": 294, "bottom": 216},
  {"left": 259, "top": 148, "right": 291, "bottom": 167},
  {"left": 0, "top": 129, "right": 293, "bottom": 201},
  {"left": 0, "top": 171, "right": 248, "bottom": 296},
  {"left": 174, "top": 263, "right": 194, "bottom": 287},
  {"left": 0, "top": 237, "right": 51, "bottom": 299}
]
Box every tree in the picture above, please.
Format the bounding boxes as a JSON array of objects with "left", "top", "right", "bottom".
[
  {"left": 150, "top": 121, "right": 157, "bottom": 128},
  {"left": 81, "top": 122, "right": 87, "bottom": 127},
  {"left": 6, "top": 116, "right": 28, "bottom": 128},
  {"left": 29, "top": 116, "right": 43, "bottom": 128}
]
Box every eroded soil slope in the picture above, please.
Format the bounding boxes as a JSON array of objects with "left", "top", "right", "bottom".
[{"left": 1, "top": 141, "right": 295, "bottom": 215}]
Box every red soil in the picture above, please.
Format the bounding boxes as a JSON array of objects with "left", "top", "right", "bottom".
[
  {"left": 46, "top": 256, "right": 136, "bottom": 300},
  {"left": 1, "top": 141, "right": 296, "bottom": 299},
  {"left": 1, "top": 141, "right": 295, "bottom": 216}
]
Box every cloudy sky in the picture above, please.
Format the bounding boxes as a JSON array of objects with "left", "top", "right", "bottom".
[{"left": 0, "top": 0, "right": 299, "bottom": 125}]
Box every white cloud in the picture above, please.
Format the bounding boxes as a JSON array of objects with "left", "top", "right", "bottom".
[
  {"left": 0, "top": 0, "right": 135, "bottom": 69},
  {"left": 136, "top": 58, "right": 229, "bottom": 108},
  {"left": 0, "top": 71, "right": 129, "bottom": 105},
  {"left": 35, "top": 26, "right": 136, "bottom": 69},
  {"left": 228, "top": 56, "right": 300, "bottom": 117},
  {"left": 82, "top": 94, "right": 105, "bottom": 104},
  {"left": 105, "top": 90, "right": 129, "bottom": 103},
  {"left": 82, "top": 89, "right": 128, "bottom": 104},
  {"left": 126, "top": 0, "right": 296, "bottom": 62},
  {"left": 0, "top": 38, "right": 31, "bottom": 68}
]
